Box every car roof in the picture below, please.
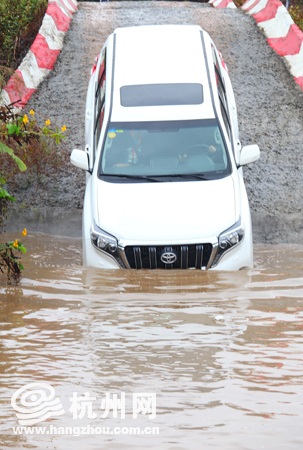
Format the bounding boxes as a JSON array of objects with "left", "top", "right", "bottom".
[{"left": 110, "top": 25, "right": 215, "bottom": 123}]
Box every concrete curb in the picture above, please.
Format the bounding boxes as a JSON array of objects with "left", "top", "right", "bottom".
[
  {"left": 0, "top": 0, "right": 78, "bottom": 109},
  {"left": 209, "top": 0, "right": 303, "bottom": 91}
]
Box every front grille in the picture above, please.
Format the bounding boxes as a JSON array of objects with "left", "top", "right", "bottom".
[{"left": 124, "top": 244, "right": 213, "bottom": 269}]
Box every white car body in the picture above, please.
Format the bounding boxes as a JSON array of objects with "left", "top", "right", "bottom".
[{"left": 71, "top": 25, "right": 260, "bottom": 270}]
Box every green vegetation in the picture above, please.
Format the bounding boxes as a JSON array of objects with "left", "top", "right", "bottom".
[
  {"left": 0, "top": 106, "right": 67, "bottom": 283},
  {"left": 289, "top": 2, "right": 303, "bottom": 31},
  {"left": 0, "top": 0, "right": 47, "bottom": 63},
  {"left": 0, "top": 0, "right": 68, "bottom": 284},
  {"left": 0, "top": 0, "right": 47, "bottom": 87},
  {"left": 0, "top": 230, "right": 27, "bottom": 284}
]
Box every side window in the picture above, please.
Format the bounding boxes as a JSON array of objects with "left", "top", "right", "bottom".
[
  {"left": 211, "top": 44, "right": 227, "bottom": 110},
  {"left": 211, "top": 45, "right": 223, "bottom": 79},
  {"left": 220, "top": 99, "right": 231, "bottom": 141},
  {"left": 211, "top": 44, "right": 231, "bottom": 142},
  {"left": 94, "top": 48, "right": 106, "bottom": 161}
]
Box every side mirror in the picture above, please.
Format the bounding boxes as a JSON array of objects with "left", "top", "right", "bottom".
[
  {"left": 70, "top": 149, "right": 89, "bottom": 171},
  {"left": 239, "top": 145, "right": 260, "bottom": 166}
]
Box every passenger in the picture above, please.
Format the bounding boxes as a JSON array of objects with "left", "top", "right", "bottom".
[
  {"left": 126, "top": 130, "right": 146, "bottom": 164},
  {"left": 113, "top": 129, "right": 148, "bottom": 167}
]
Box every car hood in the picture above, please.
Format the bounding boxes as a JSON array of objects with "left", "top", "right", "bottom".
[{"left": 96, "top": 176, "right": 236, "bottom": 243}]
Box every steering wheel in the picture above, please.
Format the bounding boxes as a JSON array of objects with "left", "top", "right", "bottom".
[{"left": 182, "top": 144, "right": 209, "bottom": 155}]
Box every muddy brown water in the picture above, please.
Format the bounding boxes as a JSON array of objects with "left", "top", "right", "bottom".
[{"left": 1, "top": 235, "right": 303, "bottom": 449}]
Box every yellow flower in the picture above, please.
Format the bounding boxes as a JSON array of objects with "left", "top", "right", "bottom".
[
  {"left": 22, "top": 228, "right": 27, "bottom": 237},
  {"left": 13, "top": 240, "right": 18, "bottom": 248},
  {"left": 45, "top": 119, "right": 50, "bottom": 126},
  {"left": 61, "top": 125, "right": 66, "bottom": 132},
  {"left": 23, "top": 114, "right": 28, "bottom": 124},
  {"left": 29, "top": 110, "right": 34, "bottom": 116}
]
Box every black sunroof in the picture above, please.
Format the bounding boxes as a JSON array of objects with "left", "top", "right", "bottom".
[{"left": 120, "top": 83, "right": 203, "bottom": 107}]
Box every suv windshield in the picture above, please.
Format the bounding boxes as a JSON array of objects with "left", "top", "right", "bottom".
[{"left": 99, "top": 119, "right": 231, "bottom": 181}]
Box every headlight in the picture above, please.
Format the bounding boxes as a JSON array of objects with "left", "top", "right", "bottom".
[
  {"left": 91, "top": 221, "right": 118, "bottom": 253},
  {"left": 90, "top": 221, "right": 126, "bottom": 268},
  {"left": 211, "top": 217, "right": 244, "bottom": 267}
]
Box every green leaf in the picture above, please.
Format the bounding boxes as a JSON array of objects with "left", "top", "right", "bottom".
[
  {"left": 18, "top": 245, "right": 27, "bottom": 254},
  {"left": 6, "top": 123, "right": 20, "bottom": 135},
  {"left": 0, "top": 187, "right": 15, "bottom": 201},
  {"left": 0, "top": 141, "right": 27, "bottom": 171},
  {"left": 19, "top": 263, "right": 24, "bottom": 271},
  {"left": 43, "top": 127, "right": 51, "bottom": 135}
]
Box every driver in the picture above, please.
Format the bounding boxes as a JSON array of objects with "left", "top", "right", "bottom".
[{"left": 179, "top": 145, "right": 218, "bottom": 164}]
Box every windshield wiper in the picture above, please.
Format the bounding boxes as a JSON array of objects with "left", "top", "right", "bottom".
[
  {"left": 156, "top": 173, "right": 208, "bottom": 181},
  {"left": 100, "top": 173, "right": 209, "bottom": 182},
  {"left": 100, "top": 173, "right": 163, "bottom": 182}
]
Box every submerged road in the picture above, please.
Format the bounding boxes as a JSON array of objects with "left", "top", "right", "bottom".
[{"left": 8, "top": 1, "right": 303, "bottom": 243}]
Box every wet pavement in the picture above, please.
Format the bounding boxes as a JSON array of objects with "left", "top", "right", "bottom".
[{"left": 1, "top": 235, "right": 303, "bottom": 449}]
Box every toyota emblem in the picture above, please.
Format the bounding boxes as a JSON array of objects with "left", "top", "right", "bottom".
[{"left": 160, "top": 251, "right": 177, "bottom": 264}]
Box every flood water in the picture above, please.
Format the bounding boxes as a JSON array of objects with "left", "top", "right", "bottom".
[{"left": 1, "top": 234, "right": 303, "bottom": 449}]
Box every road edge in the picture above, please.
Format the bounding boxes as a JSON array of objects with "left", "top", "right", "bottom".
[
  {"left": 0, "top": 0, "right": 78, "bottom": 109},
  {"left": 209, "top": 0, "right": 303, "bottom": 91}
]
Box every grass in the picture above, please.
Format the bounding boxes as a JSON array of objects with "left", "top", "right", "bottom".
[
  {"left": 289, "top": 1, "right": 303, "bottom": 31},
  {"left": 0, "top": 0, "right": 47, "bottom": 86}
]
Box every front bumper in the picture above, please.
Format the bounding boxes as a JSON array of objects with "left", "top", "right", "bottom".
[{"left": 83, "top": 234, "right": 252, "bottom": 270}]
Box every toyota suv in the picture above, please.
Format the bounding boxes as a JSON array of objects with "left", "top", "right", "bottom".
[{"left": 71, "top": 24, "right": 260, "bottom": 270}]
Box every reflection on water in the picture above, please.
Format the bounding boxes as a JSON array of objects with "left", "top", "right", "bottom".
[{"left": 1, "top": 234, "right": 303, "bottom": 449}]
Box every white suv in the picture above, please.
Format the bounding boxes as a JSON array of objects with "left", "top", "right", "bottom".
[{"left": 71, "top": 25, "right": 260, "bottom": 270}]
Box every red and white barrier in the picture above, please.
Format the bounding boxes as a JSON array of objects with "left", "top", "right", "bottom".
[
  {"left": 209, "top": 0, "right": 303, "bottom": 91},
  {"left": 0, "top": 0, "right": 78, "bottom": 109},
  {"left": 242, "top": 0, "right": 303, "bottom": 90},
  {"left": 209, "top": 0, "right": 237, "bottom": 8}
]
